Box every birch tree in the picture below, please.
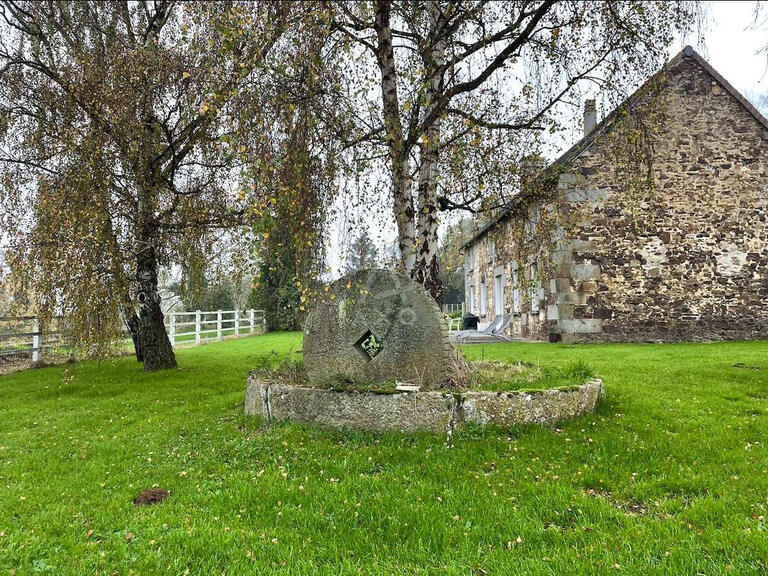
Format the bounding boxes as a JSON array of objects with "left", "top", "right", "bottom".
[
  {"left": 0, "top": 0, "right": 326, "bottom": 370},
  {"left": 332, "top": 0, "right": 700, "bottom": 300},
  {"left": 0, "top": 1, "right": 311, "bottom": 370}
]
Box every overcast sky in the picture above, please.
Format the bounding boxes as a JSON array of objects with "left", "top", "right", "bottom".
[
  {"left": 695, "top": 1, "right": 766, "bottom": 100},
  {"left": 326, "top": 0, "right": 768, "bottom": 278}
]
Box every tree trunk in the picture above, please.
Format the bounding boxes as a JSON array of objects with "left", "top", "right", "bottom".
[
  {"left": 375, "top": 0, "right": 416, "bottom": 274},
  {"left": 135, "top": 181, "right": 176, "bottom": 371},
  {"left": 393, "top": 156, "right": 416, "bottom": 274},
  {"left": 135, "top": 235, "right": 176, "bottom": 371},
  {"left": 413, "top": 2, "right": 445, "bottom": 302},
  {"left": 414, "top": 148, "right": 442, "bottom": 302},
  {"left": 120, "top": 299, "right": 144, "bottom": 362}
]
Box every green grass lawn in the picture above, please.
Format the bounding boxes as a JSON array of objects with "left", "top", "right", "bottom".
[{"left": 1, "top": 333, "right": 767, "bottom": 575}]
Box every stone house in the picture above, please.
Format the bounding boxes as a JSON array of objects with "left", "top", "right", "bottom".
[{"left": 461, "top": 47, "right": 768, "bottom": 342}]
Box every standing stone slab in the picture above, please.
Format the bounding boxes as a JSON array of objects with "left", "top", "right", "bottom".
[
  {"left": 303, "top": 269, "right": 454, "bottom": 390},
  {"left": 244, "top": 373, "right": 267, "bottom": 417}
]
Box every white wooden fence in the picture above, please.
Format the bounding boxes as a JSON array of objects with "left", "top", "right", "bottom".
[
  {"left": 442, "top": 302, "right": 465, "bottom": 315},
  {"left": 0, "top": 316, "right": 67, "bottom": 363},
  {"left": 0, "top": 309, "right": 265, "bottom": 363},
  {"left": 166, "top": 309, "right": 265, "bottom": 346}
]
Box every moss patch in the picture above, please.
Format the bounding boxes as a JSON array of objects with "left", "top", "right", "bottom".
[
  {"left": 251, "top": 353, "right": 596, "bottom": 395},
  {"left": 461, "top": 358, "right": 596, "bottom": 392}
]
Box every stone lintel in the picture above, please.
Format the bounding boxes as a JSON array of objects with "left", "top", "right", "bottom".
[
  {"left": 556, "top": 292, "right": 588, "bottom": 305},
  {"left": 555, "top": 239, "right": 595, "bottom": 252},
  {"left": 554, "top": 263, "right": 572, "bottom": 278},
  {"left": 551, "top": 250, "right": 573, "bottom": 265},
  {"left": 571, "top": 263, "right": 601, "bottom": 280},
  {"left": 546, "top": 304, "right": 559, "bottom": 320},
  {"left": 547, "top": 303, "right": 574, "bottom": 321},
  {"left": 557, "top": 173, "right": 578, "bottom": 189},
  {"left": 547, "top": 304, "right": 574, "bottom": 328},
  {"left": 565, "top": 189, "right": 608, "bottom": 203}
]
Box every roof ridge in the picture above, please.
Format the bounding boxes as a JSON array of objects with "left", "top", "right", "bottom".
[{"left": 681, "top": 46, "right": 768, "bottom": 132}]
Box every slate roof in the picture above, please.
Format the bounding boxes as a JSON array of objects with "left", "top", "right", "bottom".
[{"left": 461, "top": 46, "right": 768, "bottom": 251}]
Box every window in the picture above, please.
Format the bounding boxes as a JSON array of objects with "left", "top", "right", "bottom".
[
  {"left": 487, "top": 239, "right": 495, "bottom": 263},
  {"left": 494, "top": 272, "right": 504, "bottom": 316},
  {"left": 468, "top": 284, "right": 476, "bottom": 314},
  {"left": 466, "top": 246, "right": 474, "bottom": 275},
  {"left": 529, "top": 262, "right": 541, "bottom": 313},
  {"left": 527, "top": 206, "right": 540, "bottom": 237},
  {"left": 479, "top": 277, "right": 488, "bottom": 317},
  {"left": 511, "top": 265, "right": 521, "bottom": 313}
]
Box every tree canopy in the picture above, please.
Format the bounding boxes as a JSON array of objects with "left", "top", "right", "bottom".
[
  {"left": 330, "top": 0, "right": 702, "bottom": 300},
  {"left": 0, "top": 0, "right": 710, "bottom": 366},
  {"left": 0, "top": 1, "right": 330, "bottom": 368},
  {"left": 343, "top": 230, "right": 380, "bottom": 274}
]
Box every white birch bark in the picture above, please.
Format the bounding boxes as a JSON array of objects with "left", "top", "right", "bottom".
[
  {"left": 413, "top": 2, "right": 446, "bottom": 299},
  {"left": 374, "top": 0, "right": 416, "bottom": 274}
]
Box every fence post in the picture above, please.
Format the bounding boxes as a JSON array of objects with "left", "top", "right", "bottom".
[
  {"left": 249, "top": 309, "right": 255, "bottom": 334},
  {"left": 234, "top": 309, "right": 240, "bottom": 337},
  {"left": 169, "top": 313, "right": 176, "bottom": 346},
  {"left": 217, "top": 310, "right": 222, "bottom": 341},
  {"left": 32, "top": 317, "right": 41, "bottom": 363},
  {"left": 195, "top": 310, "right": 201, "bottom": 344}
]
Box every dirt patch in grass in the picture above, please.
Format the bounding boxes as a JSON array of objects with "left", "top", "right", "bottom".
[
  {"left": 585, "top": 488, "right": 649, "bottom": 517},
  {"left": 731, "top": 363, "right": 762, "bottom": 370},
  {"left": 133, "top": 488, "right": 169, "bottom": 506}
]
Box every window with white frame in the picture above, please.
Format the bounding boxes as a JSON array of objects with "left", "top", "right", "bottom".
[
  {"left": 510, "top": 263, "right": 521, "bottom": 313},
  {"left": 468, "top": 284, "right": 476, "bottom": 314},
  {"left": 527, "top": 205, "right": 541, "bottom": 237},
  {"left": 493, "top": 271, "right": 504, "bottom": 316},
  {"left": 529, "top": 261, "right": 541, "bottom": 313},
  {"left": 479, "top": 276, "right": 488, "bottom": 317},
  {"left": 466, "top": 245, "right": 474, "bottom": 275}
]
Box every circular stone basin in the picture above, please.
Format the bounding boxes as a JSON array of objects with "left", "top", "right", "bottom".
[
  {"left": 244, "top": 376, "right": 605, "bottom": 433},
  {"left": 303, "top": 269, "right": 454, "bottom": 390}
]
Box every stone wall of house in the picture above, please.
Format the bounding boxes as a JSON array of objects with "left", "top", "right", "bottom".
[
  {"left": 466, "top": 53, "right": 768, "bottom": 343},
  {"left": 464, "top": 209, "right": 552, "bottom": 340},
  {"left": 549, "top": 56, "right": 768, "bottom": 342}
]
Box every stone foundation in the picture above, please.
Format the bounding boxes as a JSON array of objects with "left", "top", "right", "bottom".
[{"left": 245, "top": 374, "right": 604, "bottom": 433}]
